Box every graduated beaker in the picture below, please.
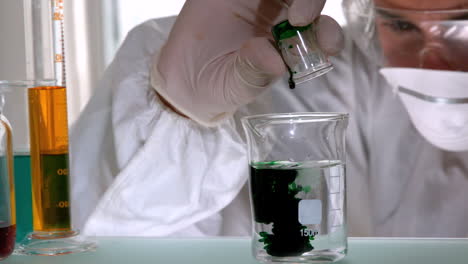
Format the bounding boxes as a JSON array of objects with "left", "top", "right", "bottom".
[{"left": 242, "top": 113, "right": 348, "bottom": 263}]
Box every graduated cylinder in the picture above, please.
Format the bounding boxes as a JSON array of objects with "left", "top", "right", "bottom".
[{"left": 24, "top": 0, "right": 72, "bottom": 234}]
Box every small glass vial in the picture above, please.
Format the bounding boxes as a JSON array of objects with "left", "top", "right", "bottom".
[
  {"left": 0, "top": 86, "right": 16, "bottom": 261},
  {"left": 272, "top": 20, "right": 333, "bottom": 87}
]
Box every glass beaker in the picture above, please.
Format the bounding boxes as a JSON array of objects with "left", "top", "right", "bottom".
[
  {"left": 0, "top": 88, "right": 16, "bottom": 261},
  {"left": 242, "top": 113, "right": 348, "bottom": 263}
]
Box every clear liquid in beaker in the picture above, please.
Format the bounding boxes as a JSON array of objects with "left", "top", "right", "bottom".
[{"left": 250, "top": 160, "right": 347, "bottom": 263}]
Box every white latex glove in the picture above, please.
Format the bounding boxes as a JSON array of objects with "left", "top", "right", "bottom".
[{"left": 152, "top": 0, "right": 344, "bottom": 126}]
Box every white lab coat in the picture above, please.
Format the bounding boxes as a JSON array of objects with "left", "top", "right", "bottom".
[{"left": 70, "top": 16, "right": 468, "bottom": 238}]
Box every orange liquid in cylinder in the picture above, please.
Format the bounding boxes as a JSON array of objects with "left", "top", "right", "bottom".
[{"left": 28, "top": 86, "right": 71, "bottom": 232}]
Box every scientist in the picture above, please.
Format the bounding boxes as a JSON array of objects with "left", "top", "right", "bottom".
[{"left": 70, "top": 0, "right": 468, "bottom": 237}]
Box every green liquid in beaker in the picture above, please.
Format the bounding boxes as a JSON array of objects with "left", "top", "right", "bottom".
[
  {"left": 250, "top": 161, "right": 314, "bottom": 257},
  {"left": 250, "top": 160, "right": 346, "bottom": 259}
]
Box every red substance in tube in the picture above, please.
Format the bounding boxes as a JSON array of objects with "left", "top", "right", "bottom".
[{"left": 0, "top": 225, "right": 16, "bottom": 260}]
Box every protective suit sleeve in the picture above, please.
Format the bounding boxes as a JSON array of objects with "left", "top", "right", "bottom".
[
  {"left": 153, "top": 0, "right": 343, "bottom": 127},
  {"left": 71, "top": 17, "right": 249, "bottom": 236}
]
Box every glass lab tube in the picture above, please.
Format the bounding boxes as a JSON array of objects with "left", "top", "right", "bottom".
[
  {"left": 17, "top": 0, "right": 95, "bottom": 255},
  {"left": 272, "top": 20, "right": 333, "bottom": 88},
  {"left": 25, "top": 0, "right": 72, "bottom": 238},
  {"left": 29, "top": 85, "right": 72, "bottom": 235},
  {"left": 0, "top": 81, "right": 33, "bottom": 244},
  {"left": 23, "top": 0, "right": 66, "bottom": 86},
  {"left": 0, "top": 88, "right": 16, "bottom": 261}
]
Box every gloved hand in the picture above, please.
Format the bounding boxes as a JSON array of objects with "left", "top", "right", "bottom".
[{"left": 151, "top": 0, "right": 344, "bottom": 126}]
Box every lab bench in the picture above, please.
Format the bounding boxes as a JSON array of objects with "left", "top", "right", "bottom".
[{"left": 4, "top": 237, "right": 468, "bottom": 264}]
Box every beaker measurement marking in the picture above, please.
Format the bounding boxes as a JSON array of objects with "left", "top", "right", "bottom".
[
  {"left": 57, "top": 168, "right": 68, "bottom": 176},
  {"left": 55, "top": 54, "right": 64, "bottom": 63},
  {"left": 57, "top": 201, "right": 69, "bottom": 208},
  {"left": 301, "top": 229, "right": 319, "bottom": 237},
  {"left": 54, "top": 0, "right": 64, "bottom": 9},
  {"left": 53, "top": 12, "right": 64, "bottom": 21}
]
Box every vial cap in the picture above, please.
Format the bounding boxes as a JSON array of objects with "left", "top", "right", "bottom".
[{"left": 271, "top": 20, "right": 312, "bottom": 42}]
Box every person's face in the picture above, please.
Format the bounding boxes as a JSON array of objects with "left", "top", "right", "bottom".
[{"left": 374, "top": 0, "right": 468, "bottom": 71}]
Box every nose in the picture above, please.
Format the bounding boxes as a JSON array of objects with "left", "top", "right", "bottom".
[
  {"left": 418, "top": 44, "right": 453, "bottom": 71},
  {"left": 417, "top": 24, "right": 452, "bottom": 70},
  {"left": 417, "top": 22, "right": 468, "bottom": 71}
]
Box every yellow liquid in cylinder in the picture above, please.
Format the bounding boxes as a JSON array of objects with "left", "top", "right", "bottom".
[{"left": 28, "top": 86, "right": 71, "bottom": 232}]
